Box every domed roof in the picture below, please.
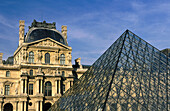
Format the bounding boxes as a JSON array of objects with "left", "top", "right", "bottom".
[{"left": 25, "top": 28, "right": 67, "bottom": 45}]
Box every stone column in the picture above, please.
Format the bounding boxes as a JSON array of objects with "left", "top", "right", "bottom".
[
  {"left": 13, "top": 102, "right": 16, "bottom": 111},
  {"left": 25, "top": 79, "right": 27, "bottom": 94},
  {"left": 24, "top": 101, "right": 26, "bottom": 111},
  {"left": 40, "top": 79, "right": 43, "bottom": 94},
  {"left": 58, "top": 80, "right": 61, "bottom": 94},
  {"left": 36, "top": 101, "right": 39, "bottom": 111},
  {"left": 16, "top": 102, "right": 18, "bottom": 111},
  {"left": 19, "top": 101, "right": 23, "bottom": 111},
  {"left": 37, "top": 79, "right": 39, "bottom": 94},
  {"left": 0, "top": 102, "right": 2, "bottom": 111},
  {"left": 55, "top": 80, "right": 58, "bottom": 94},
  {"left": 40, "top": 101, "right": 42, "bottom": 111},
  {"left": 21, "top": 79, "right": 24, "bottom": 94}
]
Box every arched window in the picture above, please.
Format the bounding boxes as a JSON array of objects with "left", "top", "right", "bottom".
[
  {"left": 45, "top": 81, "right": 52, "bottom": 96},
  {"left": 45, "top": 53, "right": 50, "bottom": 64},
  {"left": 6, "top": 71, "right": 10, "bottom": 77},
  {"left": 30, "top": 70, "right": 33, "bottom": 76},
  {"left": 29, "top": 51, "right": 34, "bottom": 63},
  {"left": 60, "top": 54, "right": 65, "bottom": 65},
  {"left": 62, "top": 71, "right": 65, "bottom": 77}
]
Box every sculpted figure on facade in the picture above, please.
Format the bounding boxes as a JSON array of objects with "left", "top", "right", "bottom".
[
  {"left": 68, "top": 53, "right": 72, "bottom": 64},
  {"left": 23, "top": 50, "right": 28, "bottom": 62},
  {"left": 55, "top": 53, "right": 58, "bottom": 64},
  {"left": 37, "top": 51, "right": 43, "bottom": 63},
  {"left": 38, "top": 67, "right": 42, "bottom": 73},
  {"left": 55, "top": 68, "right": 58, "bottom": 75},
  {"left": 15, "top": 88, "right": 18, "bottom": 94}
]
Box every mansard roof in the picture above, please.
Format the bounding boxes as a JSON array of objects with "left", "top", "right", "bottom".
[{"left": 24, "top": 20, "right": 68, "bottom": 46}]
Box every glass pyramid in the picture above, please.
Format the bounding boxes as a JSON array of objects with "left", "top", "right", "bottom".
[{"left": 50, "top": 30, "right": 169, "bottom": 111}]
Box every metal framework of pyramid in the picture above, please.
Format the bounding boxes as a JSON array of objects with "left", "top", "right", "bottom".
[{"left": 50, "top": 30, "right": 169, "bottom": 111}]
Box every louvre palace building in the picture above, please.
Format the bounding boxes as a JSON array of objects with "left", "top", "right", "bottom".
[{"left": 0, "top": 20, "right": 88, "bottom": 111}]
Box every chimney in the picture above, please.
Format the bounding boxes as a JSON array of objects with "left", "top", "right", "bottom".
[
  {"left": 75, "top": 58, "right": 82, "bottom": 68},
  {"left": 19, "top": 20, "right": 25, "bottom": 46},
  {"left": 0, "top": 53, "right": 3, "bottom": 65},
  {"left": 61, "top": 25, "right": 67, "bottom": 40}
]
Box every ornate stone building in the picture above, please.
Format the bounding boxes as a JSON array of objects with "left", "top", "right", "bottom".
[{"left": 0, "top": 20, "right": 87, "bottom": 111}]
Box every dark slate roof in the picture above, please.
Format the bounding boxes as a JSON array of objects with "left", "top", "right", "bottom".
[
  {"left": 25, "top": 20, "right": 67, "bottom": 45},
  {"left": 25, "top": 29, "right": 67, "bottom": 45}
]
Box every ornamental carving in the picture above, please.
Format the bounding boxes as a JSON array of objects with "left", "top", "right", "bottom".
[
  {"left": 37, "top": 51, "right": 42, "bottom": 62},
  {"left": 23, "top": 50, "right": 28, "bottom": 61},
  {"left": 44, "top": 68, "right": 53, "bottom": 75},
  {"left": 35, "top": 40, "right": 57, "bottom": 47}
]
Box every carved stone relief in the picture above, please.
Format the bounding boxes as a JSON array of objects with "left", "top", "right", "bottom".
[{"left": 37, "top": 51, "right": 42, "bottom": 63}]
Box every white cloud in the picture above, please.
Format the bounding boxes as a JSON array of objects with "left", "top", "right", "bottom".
[{"left": 0, "top": 15, "right": 16, "bottom": 28}]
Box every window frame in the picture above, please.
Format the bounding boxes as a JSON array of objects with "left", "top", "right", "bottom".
[
  {"left": 45, "top": 81, "right": 52, "bottom": 96},
  {"left": 60, "top": 54, "right": 65, "bottom": 65},
  {"left": 29, "top": 51, "right": 34, "bottom": 63},
  {"left": 5, "top": 85, "right": 10, "bottom": 95},
  {"left": 45, "top": 53, "right": 50, "bottom": 64},
  {"left": 6, "top": 71, "right": 10, "bottom": 77},
  {"left": 30, "top": 70, "right": 33, "bottom": 76},
  {"left": 29, "top": 84, "right": 33, "bottom": 95}
]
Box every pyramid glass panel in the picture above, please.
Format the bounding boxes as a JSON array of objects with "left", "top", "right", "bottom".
[{"left": 49, "top": 30, "right": 169, "bottom": 111}]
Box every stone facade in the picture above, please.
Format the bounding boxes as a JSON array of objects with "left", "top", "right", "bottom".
[{"left": 0, "top": 20, "right": 87, "bottom": 111}]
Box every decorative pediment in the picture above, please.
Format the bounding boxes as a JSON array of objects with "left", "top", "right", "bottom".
[
  {"left": 26, "top": 38, "right": 70, "bottom": 49},
  {"left": 3, "top": 81, "right": 13, "bottom": 86},
  {"left": 35, "top": 39, "right": 58, "bottom": 47}
]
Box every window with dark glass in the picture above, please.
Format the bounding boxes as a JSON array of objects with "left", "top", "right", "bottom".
[
  {"left": 6, "top": 71, "right": 10, "bottom": 77},
  {"left": 45, "top": 53, "right": 50, "bottom": 64},
  {"left": 29, "top": 84, "right": 33, "bottom": 95},
  {"left": 60, "top": 54, "right": 65, "bottom": 65},
  {"left": 45, "top": 82, "right": 52, "bottom": 96},
  {"left": 5, "top": 85, "right": 10, "bottom": 95},
  {"left": 62, "top": 71, "right": 65, "bottom": 77},
  {"left": 29, "top": 51, "right": 34, "bottom": 63},
  {"left": 30, "top": 70, "right": 33, "bottom": 76}
]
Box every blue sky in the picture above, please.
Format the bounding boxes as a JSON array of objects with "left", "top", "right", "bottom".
[{"left": 0, "top": 0, "right": 170, "bottom": 65}]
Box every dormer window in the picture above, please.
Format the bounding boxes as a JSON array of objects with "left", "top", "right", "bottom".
[{"left": 6, "top": 71, "right": 10, "bottom": 77}]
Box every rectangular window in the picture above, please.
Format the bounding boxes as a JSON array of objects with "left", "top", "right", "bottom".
[
  {"left": 57, "top": 80, "right": 59, "bottom": 94},
  {"left": 5, "top": 85, "right": 10, "bottom": 95},
  {"left": 30, "top": 70, "right": 33, "bottom": 76},
  {"left": 29, "top": 84, "right": 33, "bottom": 95},
  {"left": 6, "top": 71, "right": 10, "bottom": 77}
]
